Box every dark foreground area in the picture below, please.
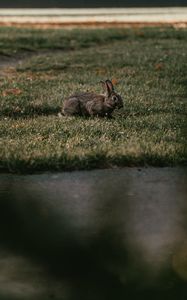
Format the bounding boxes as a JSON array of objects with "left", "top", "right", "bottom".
[{"left": 0, "top": 167, "right": 187, "bottom": 299}]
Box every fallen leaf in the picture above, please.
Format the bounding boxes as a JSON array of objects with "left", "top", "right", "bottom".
[
  {"left": 155, "top": 63, "right": 164, "bottom": 71},
  {"left": 111, "top": 78, "right": 118, "bottom": 85},
  {"left": 2, "top": 88, "right": 23, "bottom": 97}
]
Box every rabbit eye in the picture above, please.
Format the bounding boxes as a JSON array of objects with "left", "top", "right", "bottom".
[{"left": 112, "top": 96, "right": 118, "bottom": 102}]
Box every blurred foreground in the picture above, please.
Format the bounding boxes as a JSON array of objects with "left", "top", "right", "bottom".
[{"left": 0, "top": 167, "right": 187, "bottom": 300}]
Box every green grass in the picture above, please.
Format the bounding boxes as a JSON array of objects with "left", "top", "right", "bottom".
[{"left": 0, "top": 27, "right": 186, "bottom": 172}]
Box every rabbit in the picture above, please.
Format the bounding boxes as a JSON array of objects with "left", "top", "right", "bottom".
[{"left": 62, "top": 79, "right": 123, "bottom": 118}]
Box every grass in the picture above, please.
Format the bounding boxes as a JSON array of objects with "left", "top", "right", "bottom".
[{"left": 0, "top": 26, "right": 186, "bottom": 172}]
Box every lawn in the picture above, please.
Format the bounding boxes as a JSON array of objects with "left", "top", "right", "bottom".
[{"left": 0, "top": 27, "right": 186, "bottom": 172}]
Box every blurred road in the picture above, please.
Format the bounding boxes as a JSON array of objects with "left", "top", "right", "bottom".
[{"left": 0, "top": 7, "right": 187, "bottom": 27}]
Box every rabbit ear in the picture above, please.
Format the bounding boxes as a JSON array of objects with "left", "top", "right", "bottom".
[
  {"left": 105, "top": 80, "right": 114, "bottom": 95},
  {"left": 100, "top": 80, "right": 107, "bottom": 92},
  {"left": 100, "top": 80, "right": 114, "bottom": 95}
]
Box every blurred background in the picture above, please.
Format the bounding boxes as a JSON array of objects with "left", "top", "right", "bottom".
[{"left": 0, "top": 0, "right": 187, "bottom": 7}]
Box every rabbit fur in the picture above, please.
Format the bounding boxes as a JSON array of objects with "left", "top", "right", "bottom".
[{"left": 62, "top": 80, "right": 123, "bottom": 117}]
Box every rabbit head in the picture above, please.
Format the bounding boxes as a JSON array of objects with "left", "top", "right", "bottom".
[{"left": 101, "top": 80, "right": 123, "bottom": 110}]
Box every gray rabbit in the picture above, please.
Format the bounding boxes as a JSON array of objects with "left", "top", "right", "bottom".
[{"left": 62, "top": 80, "right": 123, "bottom": 118}]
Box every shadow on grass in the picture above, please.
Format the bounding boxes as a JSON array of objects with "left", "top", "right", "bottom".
[{"left": 0, "top": 105, "right": 61, "bottom": 118}]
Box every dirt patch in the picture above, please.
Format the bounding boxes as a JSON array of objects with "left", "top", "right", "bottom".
[
  {"left": 0, "top": 21, "right": 187, "bottom": 29},
  {"left": 0, "top": 55, "right": 19, "bottom": 77},
  {"left": 0, "top": 52, "right": 30, "bottom": 76},
  {"left": 0, "top": 54, "right": 20, "bottom": 68},
  {"left": 0, "top": 49, "right": 65, "bottom": 76}
]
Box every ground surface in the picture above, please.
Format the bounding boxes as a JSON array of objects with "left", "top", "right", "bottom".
[{"left": 0, "top": 27, "right": 186, "bottom": 172}]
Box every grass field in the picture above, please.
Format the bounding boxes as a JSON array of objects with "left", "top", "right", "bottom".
[{"left": 0, "top": 27, "right": 186, "bottom": 172}]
